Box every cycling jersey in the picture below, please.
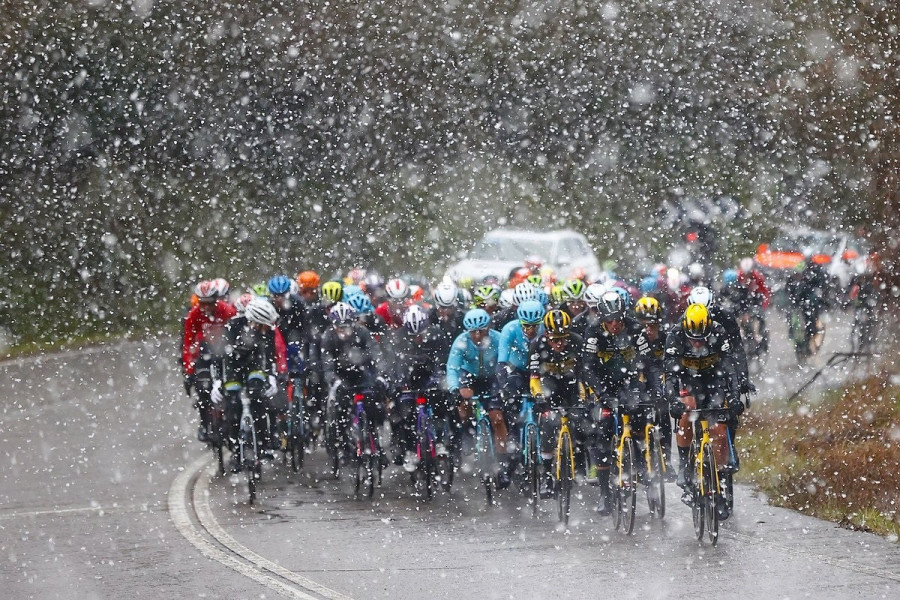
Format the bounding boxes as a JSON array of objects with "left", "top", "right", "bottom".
[
  {"left": 498, "top": 319, "right": 544, "bottom": 372},
  {"left": 528, "top": 333, "right": 585, "bottom": 406},
  {"left": 182, "top": 301, "right": 237, "bottom": 375},
  {"left": 582, "top": 316, "right": 643, "bottom": 398},
  {"left": 446, "top": 329, "right": 501, "bottom": 393}
]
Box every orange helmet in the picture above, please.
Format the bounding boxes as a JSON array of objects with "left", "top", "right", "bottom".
[
  {"left": 190, "top": 294, "right": 200, "bottom": 308},
  {"left": 410, "top": 285, "right": 425, "bottom": 302},
  {"left": 297, "top": 271, "right": 321, "bottom": 291}
]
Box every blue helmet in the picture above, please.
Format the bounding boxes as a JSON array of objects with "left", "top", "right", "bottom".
[
  {"left": 346, "top": 293, "right": 374, "bottom": 314},
  {"left": 609, "top": 286, "right": 632, "bottom": 309},
  {"left": 723, "top": 269, "right": 739, "bottom": 287},
  {"left": 267, "top": 275, "right": 292, "bottom": 296},
  {"left": 517, "top": 300, "right": 545, "bottom": 325},
  {"left": 463, "top": 308, "right": 491, "bottom": 332},
  {"left": 343, "top": 284, "right": 363, "bottom": 299},
  {"left": 640, "top": 276, "right": 658, "bottom": 295},
  {"left": 536, "top": 289, "right": 549, "bottom": 308}
]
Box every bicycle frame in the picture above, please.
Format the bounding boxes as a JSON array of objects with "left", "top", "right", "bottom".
[
  {"left": 555, "top": 410, "right": 575, "bottom": 482},
  {"left": 615, "top": 413, "right": 632, "bottom": 485},
  {"left": 415, "top": 393, "right": 437, "bottom": 462},
  {"left": 693, "top": 416, "right": 721, "bottom": 498},
  {"left": 519, "top": 396, "right": 541, "bottom": 466},
  {"left": 352, "top": 393, "right": 378, "bottom": 457}
]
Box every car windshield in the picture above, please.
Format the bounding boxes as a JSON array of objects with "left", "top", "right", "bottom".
[
  {"left": 468, "top": 238, "right": 555, "bottom": 262},
  {"left": 770, "top": 231, "right": 837, "bottom": 254}
]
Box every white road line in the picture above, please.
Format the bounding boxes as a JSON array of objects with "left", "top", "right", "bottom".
[
  {"left": 167, "top": 455, "right": 321, "bottom": 600},
  {"left": 194, "top": 463, "right": 355, "bottom": 600},
  {"left": 0, "top": 504, "right": 138, "bottom": 521}
]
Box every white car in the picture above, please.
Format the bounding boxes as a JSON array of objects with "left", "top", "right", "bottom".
[{"left": 445, "top": 229, "right": 602, "bottom": 283}]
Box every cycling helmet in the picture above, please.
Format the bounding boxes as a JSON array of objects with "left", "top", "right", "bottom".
[
  {"left": 385, "top": 278, "right": 410, "bottom": 300},
  {"left": 481, "top": 275, "right": 501, "bottom": 287},
  {"left": 410, "top": 284, "right": 425, "bottom": 302},
  {"left": 513, "top": 282, "right": 539, "bottom": 306},
  {"left": 267, "top": 275, "right": 292, "bottom": 296},
  {"left": 688, "top": 286, "right": 713, "bottom": 307},
  {"left": 211, "top": 278, "right": 230, "bottom": 298},
  {"left": 609, "top": 285, "right": 632, "bottom": 309},
  {"left": 297, "top": 271, "right": 321, "bottom": 291},
  {"left": 562, "top": 279, "right": 586, "bottom": 301},
  {"left": 459, "top": 288, "right": 473, "bottom": 307},
  {"left": 549, "top": 285, "right": 565, "bottom": 306},
  {"left": 723, "top": 269, "right": 739, "bottom": 287},
  {"left": 195, "top": 280, "right": 217, "bottom": 303},
  {"left": 234, "top": 292, "right": 254, "bottom": 315},
  {"left": 536, "top": 289, "right": 549, "bottom": 308},
  {"left": 683, "top": 303, "right": 712, "bottom": 339},
  {"left": 328, "top": 301, "right": 356, "bottom": 324},
  {"left": 462, "top": 308, "right": 491, "bottom": 332},
  {"left": 321, "top": 281, "right": 343, "bottom": 303},
  {"left": 346, "top": 293, "right": 374, "bottom": 314},
  {"left": 542, "top": 309, "right": 571, "bottom": 336},
  {"left": 640, "top": 276, "right": 659, "bottom": 295},
  {"left": 739, "top": 257, "right": 754, "bottom": 274},
  {"left": 473, "top": 284, "right": 501, "bottom": 307},
  {"left": 526, "top": 274, "right": 543, "bottom": 288},
  {"left": 363, "top": 272, "right": 385, "bottom": 291},
  {"left": 346, "top": 267, "right": 366, "bottom": 285},
  {"left": 245, "top": 297, "right": 279, "bottom": 327},
  {"left": 433, "top": 282, "right": 459, "bottom": 308},
  {"left": 402, "top": 305, "right": 430, "bottom": 334},
  {"left": 343, "top": 284, "right": 362, "bottom": 299},
  {"left": 598, "top": 290, "right": 626, "bottom": 322},
  {"left": 517, "top": 300, "right": 545, "bottom": 325},
  {"left": 252, "top": 282, "right": 268, "bottom": 297},
  {"left": 634, "top": 296, "right": 662, "bottom": 323},
  {"left": 499, "top": 288, "right": 515, "bottom": 310},
  {"left": 583, "top": 283, "right": 607, "bottom": 308}
]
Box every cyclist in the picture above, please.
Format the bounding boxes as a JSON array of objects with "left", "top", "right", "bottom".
[
  {"left": 497, "top": 300, "right": 546, "bottom": 403},
  {"left": 214, "top": 297, "right": 284, "bottom": 472},
  {"left": 446, "top": 309, "right": 509, "bottom": 488},
  {"left": 666, "top": 304, "right": 743, "bottom": 520},
  {"left": 737, "top": 257, "right": 772, "bottom": 311},
  {"left": 376, "top": 278, "right": 411, "bottom": 329},
  {"left": 386, "top": 305, "right": 446, "bottom": 470},
  {"left": 561, "top": 279, "right": 588, "bottom": 319},
  {"left": 528, "top": 309, "right": 588, "bottom": 499},
  {"left": 688, "top": 286, "right": 754, "bottom": 396},
  {"left": 633, "top": 296, "right": 673, "bottom": 473},
  {"left": 268, "top": 275, "right": 308, "bottom": 387},
  {"left": 786, "top": 258, "right": 830, "bottom": 355},
  {"left": 320, "top": 301, "right": 386, "bottom": 464},
  {"left": 347, "top": 292, "right": 388, "bottom": 341},
  {"left": 432, "top": 281, "right": 465, "bottom": 359},
  {"left": 582, "top": 291, "right": 643, "bottom": 514},
  {"left": 182, "top": 280, "right": 237, "bottom": 442}
]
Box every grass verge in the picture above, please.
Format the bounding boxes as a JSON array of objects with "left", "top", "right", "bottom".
[{"left": 738, "top": 377, "right": 900, "bottom": 540}]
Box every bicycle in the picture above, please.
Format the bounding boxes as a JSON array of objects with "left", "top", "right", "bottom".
[
  {"left": 282, "top": 374, "right": 307, "bottom": 473},
  {"left": 407, "top": 388, "right": 441, "bottom": 500},
  {"left": 469, "top": 392, "right": 497, "bottom": 508},
  {"left": 788, "top": 307, "right": 825, "bottom": 364},
  {"left": 615, "top": 401, "right": 668, "bottom": 526},
  {"left": 349, "top": 388, "right": 383, "bottom": 499},
  {"left": 236, "top": 371, "right": 267, "bottom": 504},
  {"left": 609, "top": 406, "right": 637, "bottom": 534},
  {"left": 684, "top": 406, "right": 732, "bottom": 545},
  {"left": 193, "top": 361, "right": 226, "bottom": 475},
  {"left": 553, "top": 406, "right": 577, "bottom": 527},
  {"left": 518, "top": 395, "right": 542, "bottom": 517}
]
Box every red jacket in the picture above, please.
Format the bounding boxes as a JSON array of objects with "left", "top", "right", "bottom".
[
  {"left": 738, "top": 270, "right": 771, "bottom": 309},
  {"left": 182, "top": 301, "right": 237, "bottom": 374}
]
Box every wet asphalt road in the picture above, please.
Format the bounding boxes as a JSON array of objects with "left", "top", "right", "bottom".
[{"left": 2, "top": 308, "right": 898, "bottom": 599}]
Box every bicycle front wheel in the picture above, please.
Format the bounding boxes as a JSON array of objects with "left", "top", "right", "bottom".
[
  {"left": 691, "top": 442, "right": 704, "bottom": 541},
  {"left": 476, "top": 418, "right": 494, "bottom": 508},
  {"left": 526, "top": 425, "right": 539, "bottom": 518},
  {"left": 702, "top": 445, "right": 719, "bottom": 545},
  {"left": 619, "top": 437, "right": 637, "bottom": 534},
  {"left": 557, "top": 431, "right": 573, "bottom": 526},
  {"left": 647, "top": 428, "right": 666, "bottom": 519}
]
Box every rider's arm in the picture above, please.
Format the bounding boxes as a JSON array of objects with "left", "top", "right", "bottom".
[
  {"left": 445, "top": 334, "right": 467, "bottom": 394},
  {"left": 273, "top": 327, "right": 288, "bottom": 375},
  {"left": 182, "top": 306, "right": 203, "bottom": 375}
]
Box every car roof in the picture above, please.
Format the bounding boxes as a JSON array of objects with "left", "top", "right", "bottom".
[{"left": 482, "top": 228, "right": 584, "bottom": 241}]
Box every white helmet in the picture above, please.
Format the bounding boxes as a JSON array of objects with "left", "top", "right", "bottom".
[
  {"left": 739, "top": 257, "right": 754, "bottom": 274},
  {"left": 402, "top": 305, "right": 430, "bottom": 334},
  {"left": 512, "top": 282, "right": 539, "bottom": 306},
  {"left": 195, "top": 280, "right": 217, "bottom": 302},
  {"left": 688, "top": 286, "right": 713, "bottom": 308},
  {"left": 210, "top": 278, "right": 230, "bottom": 298},
  {"left": 583, "top": 283, "right": 608, "bottom": 308},
  {"left": 245, "top": 297, "right": 279, "bottom": 327},
  {"left": 234, "top": 292, "right": 254, "bottom": 315},
  {"left": 433, "top": 282, "right": 459, "bottom": 308},
  {"left": 499, "top": 288, "right": 516, "bottom": 309},
  {"left": 385, "top": 278, "right": 410, "bottom": 300}
]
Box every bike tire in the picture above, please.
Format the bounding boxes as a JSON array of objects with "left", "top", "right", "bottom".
[
  {"left": 647, "top": 428, "right": 666, "bottom": 520},
  {"left": 476, "top": 419, "right": 494, "bottom": 508},
  {"left": 724, "top": 470, "right": 734, "bottom": 511},
  {"left": 691, "top": 441, "right": 704, "bottom": 541},
  {"left": 703, "top": 445, "right": 719, "bottom": 545},
  {"left": 610, "top": 434, "right": 623, "bottom": 530},
  {"left": 558, "top": 432, "right": 573, "bottom": 527},
  {"left": 209, "top": 405, "right": 226, "bottom": 476},
  {"left": 366, "top": 453, "right": 376, "bottom": 499},
  {"left": 620, "top": 437, "right": 636, "bottom": 535},
  {"left": 527, "top": 426, "right": 539, "bottom": 518}
]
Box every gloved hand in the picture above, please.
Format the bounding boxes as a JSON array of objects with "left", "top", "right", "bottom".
[
  {"left": 739, "top": 381, "right": 756, "bottom": 395},
  {"left": 729, "top": 399, "right": 746, "bottom": 418},
  {"left": 211, "top": 380, "right": 224, "bottom": 405},
  {"left": 669, "top": 399, "right": 686, "bottom": 419},
  {"left": 184, "top": 374, "right": 195, "bottom": 397},
  {"left": 265, "top": 375, "right": 278, "bottom": 399}
]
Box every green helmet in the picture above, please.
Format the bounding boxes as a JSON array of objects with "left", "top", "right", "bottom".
[
  {"left": 473, "top": 284, "right": 501, "bottom": 308},
  {"left": 321, "top": 281, "right": 343, "bottom": 303},
  {"left": 252, "top": 283, "right": 268, "bottom": 297},
  {"left": 562, "top": 279, "right": 585, "bottom": 301}
]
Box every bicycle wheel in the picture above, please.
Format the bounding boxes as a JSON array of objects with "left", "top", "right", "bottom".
[
  {"left": 723, "top": 470, "right": 734, "bottom": 511},
  {"left": 526, "top": 425, "right": 539, "bottom": 518},
  {"left": 352, "top": 414, "right": 365, "bottom": 497},
  {"left": 702, "top": 445, "right": 719, "bottom": 545},
  {"left": 557, "top": 431, "right": 573, "bottom": 526},
  {"left": 476, "top": 419, "right": 494, "bottom": 508},
  {"left": 619, "top": 437, "right": 637, "bottom": 534},
  {"left": 289, "top": 393, "right": 305, "bottom": 473},
  {"left": 691, "top": 442, "right": 704, "bottom": 541},
  {"left": 437, "top": 422, "right": 455, "bottom": 493},
  {"left": 609, "top": 435, "right": 623, "bottom": 530},
  {"left": 209, "top": 404, "right": 226, "bottom": 476},
  {"left": 647, "top": 428, "right": 666, "bottom": 519},
  {"left": 325, "top": 402, "right": 342, "bottom": 478}
]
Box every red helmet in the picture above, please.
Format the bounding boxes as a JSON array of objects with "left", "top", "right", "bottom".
[{"left": 195, "top": 280, "right": 217, "bottom": 303}]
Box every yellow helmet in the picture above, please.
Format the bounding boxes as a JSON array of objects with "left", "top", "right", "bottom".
[
  {"left": 635, "top": 296, "right": 662, "bottom": 323},
  {"left": 543, "top": 309, "right": 572, "bottom": 336},
  {"left": 682, "top": 303, "right": 711, "bottom": 339},
  {"left": 321, "top": 281, "right": 343, "bottom": 304},
  {"left": 550, "top": 284, "right": 565, "bottom": 306}
]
